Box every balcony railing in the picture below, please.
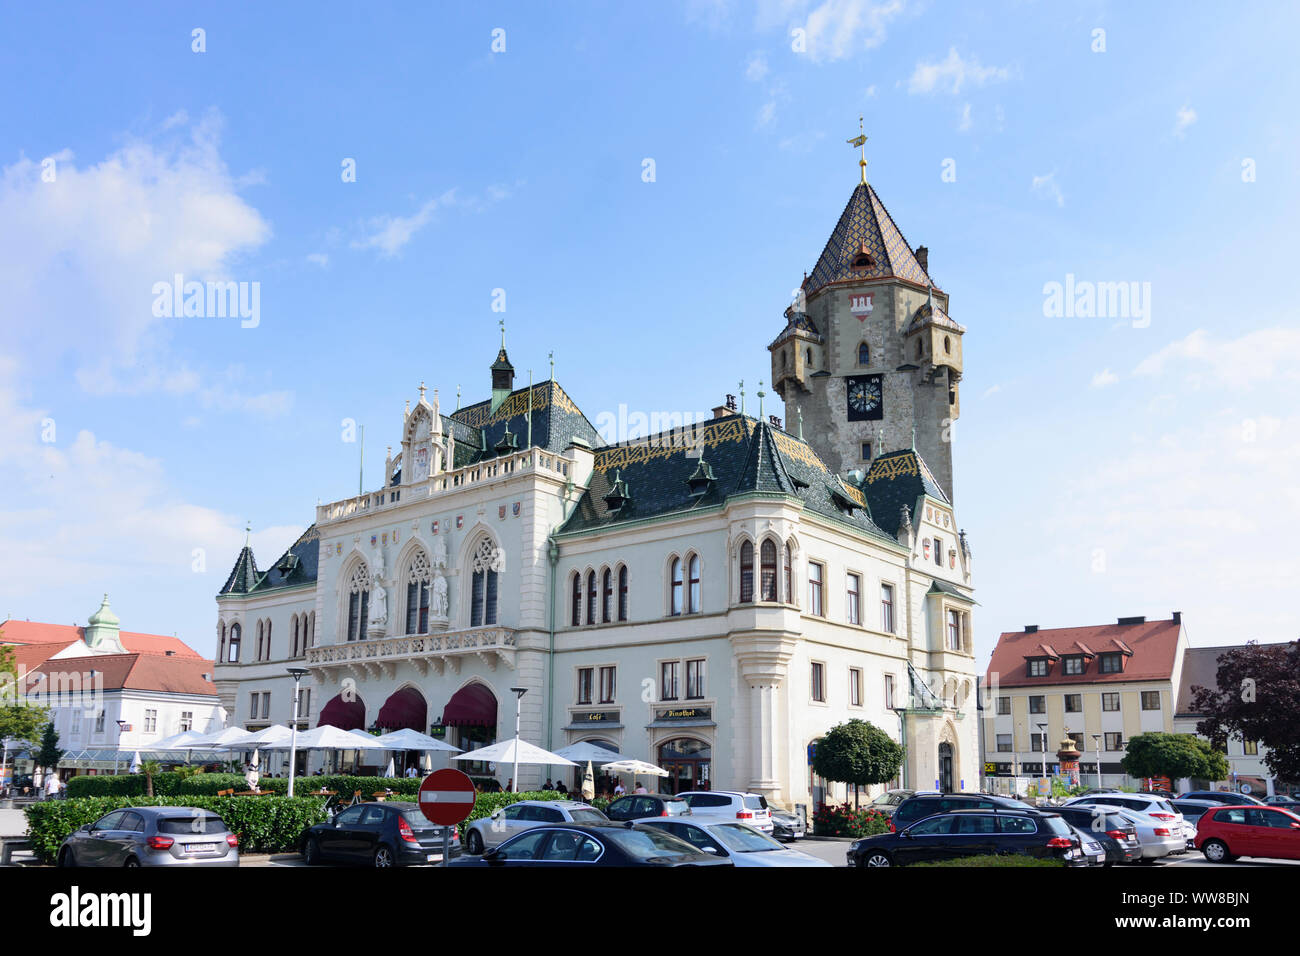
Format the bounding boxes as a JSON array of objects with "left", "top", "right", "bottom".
[
  {"left": 304, "top": 626, "right": 517, "bottom": 676},
  {"left": 316, "top": 449, "right": 571, "bottom": 525}
]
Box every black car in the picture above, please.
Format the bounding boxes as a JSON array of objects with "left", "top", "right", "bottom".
[
  {"left": 889, "top": 793, "right": 1026, "bottom": 832},
  {"left": 1171, "top": 799, "right": 1221, "bottom": 825},
  {"left": 448, "top": 822, "right": 732, "bottom": 867},
  {"left": 847, "top": 808, "right": 1087, "bottom": 867},
  {"left": 604, "top": 794, "right": 691, "bottom": 821},
  {"left": 1053, "top": 805, "right": 1143, "bottom": 865},
  {"left": 300, "top": 801, "right": 462, "bottom": 867}
]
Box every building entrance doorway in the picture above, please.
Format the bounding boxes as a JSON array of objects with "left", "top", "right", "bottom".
[{"left": 657, "top": 738, "right": 710, "bottom": 794}]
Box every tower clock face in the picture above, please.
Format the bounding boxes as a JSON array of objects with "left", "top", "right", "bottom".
[{"left": 846, "top": 375, "right": 883, "bottom": 421}]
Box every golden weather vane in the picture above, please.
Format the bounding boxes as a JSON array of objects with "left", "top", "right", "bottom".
[{"left": 847, "top": 115, "right": 868, "bottom": 184}]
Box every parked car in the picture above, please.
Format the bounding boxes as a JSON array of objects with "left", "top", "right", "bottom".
[
  {"left": 58, "top": 807, "right": 239, "bottom": 868},
  {"left": 448, "top": 822, "right": 733, "bottom": 867},
  {"left": 677, "top": 791, "right": 773, "bottom": 833},
  {"left": 770, "top": 806, "right": 806, "bottom": 841},
  {"left": 1053, "top": 805, "right": 1143, "bottom": 865},
  {"left": 1064, "top": 801, "right": 1184, "bottom": 861},
  {"left": 865, "top": 789, "right": 916, "bottom": 818},
  {"left": 1196, "top": 805, "right": 1300, "bottom": 863},
  {"left": 1178, "top": 790, "right": 1266, "bottom": 806},
  {"left": 847, "top": 808, "right": 1087, "bottom": 868},
  {"left": 643, "top": 818, "right": 830, "bottom": 866},
  {"left": 1063, "top": 794, "right": 1192, "bottom": 847},
  {"left": 300, "top": 801, "right": 461, "bottom": 867},
  {"left": 1170, "top": 799, "right": 1221, "bottom": 827},
  {"left": 1066, "top": 824, "right": 1107, "bottom": 866},
  {"left": 464, "top": 800, "right": 608, "bottom": 854},
  {"left": 604, "top": 794, "right": 691, "bottom": 822},
  {"left": 889, "top": 793, "right": 1025, "bottom": 832},
  {"left": 1265, "top": 795, "right": 1300, "bottom": 809}
]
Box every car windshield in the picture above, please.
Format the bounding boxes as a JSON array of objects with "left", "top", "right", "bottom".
[
  {"left": 399, "top": 809, "right": 439, "bottom": 828},
  {"left": 709, "top": 824, "right": 785, "bottom": 853},
  {"left": 603, "top": 827, "right": 700, "bottom": 859},
  {"left": 157, "top": 814, "right": 227, "bottom": 835},
  {"left": 743, "top": 796, "right": 766, "bottom": 810},
  {"left": 1040, "top": 816, "right": 1072, "bottom": 836},
  {"left": 569, "top": 808, "right": 608, "bottom": 824}
]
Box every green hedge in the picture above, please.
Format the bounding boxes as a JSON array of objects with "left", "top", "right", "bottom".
[
  {"left": 911, "top": 855, "right": 1066, "bottom": 868},
  {"left": 23, "top": 796, "right": 330, "bottom": 864},
  {"left": 176, "top": 774, "right": 423, "bottom": 797},
  {"left": 65, "top": 772, "right": 189, "bottom": 799}
]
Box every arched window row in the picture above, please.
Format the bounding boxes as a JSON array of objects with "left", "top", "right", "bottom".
[
  {"left": 669, "top": 553, "right": 701, "bottom": 616},
  {"left": 739, "top": 537, "right": 796, "bottom": 605},
  {"left": 570, "top": 564, "right": 630, "bottom": 627}
]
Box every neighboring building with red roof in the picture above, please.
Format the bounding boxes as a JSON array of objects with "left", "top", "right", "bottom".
[
  {"left": 2, "top": 597, "right": 225, "bottom": 780},
  {"left": 981, "top": 613, "right": 1190, "bottom": 790}
]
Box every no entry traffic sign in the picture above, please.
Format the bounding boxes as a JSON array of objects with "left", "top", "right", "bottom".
[{"left": 418, "top": 768, "right": 477, "bottom": 826}]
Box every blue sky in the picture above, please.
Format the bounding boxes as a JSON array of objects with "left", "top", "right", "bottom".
[{"left": 2, "top": 1, "right": 1298, "bottom": 662}]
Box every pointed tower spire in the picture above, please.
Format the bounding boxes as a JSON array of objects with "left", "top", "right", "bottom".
[{"left": 847, "top": 115, "right": 868, "bottom": 185}]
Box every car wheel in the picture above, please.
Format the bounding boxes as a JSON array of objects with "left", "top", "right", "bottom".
[
  {"left": 57, "top": 847, "right": 75, "bottom": 868},
  {"left": 373, "top": 844, "right": 395, "bottom": 868},
  {"left": 864, "top": 850, "right": 892, "bottom": 867},
  {"left": 1202, "top": 840, "right": 1233, "bottom": 864},
  {"left": 467, "top": 830, "right": 484, "bottom": 855},
  {"left": 123, "top": 857, "right": 140, "bottom": 868},
  {"left": 303, "top": 838, "right": 321, "bottom": 866}
]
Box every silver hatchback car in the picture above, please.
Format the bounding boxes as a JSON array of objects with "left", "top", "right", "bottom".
[
  {"left": 464, "top": 800, "right": 608, "bottom": 855},
  {"left": 58, "top": 807, "right": 240, "bottom": 867}
]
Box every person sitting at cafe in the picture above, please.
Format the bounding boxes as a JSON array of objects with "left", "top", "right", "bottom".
[
  {"left": 555, "top": 780, "right": 568, "bottom": 795},
  {"left": 542, "top": 778, "right": 553, "bottom": 790}
]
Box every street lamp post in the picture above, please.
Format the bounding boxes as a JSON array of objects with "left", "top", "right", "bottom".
[
  {"left": 1091, "top": 733, "right": 1103, "bottom": 790},
  {"left": 286, "top": 667, "right": 308, "bottom": 798},
  {"left": 510, "top": 686, "right": 527, "bottom": 793},
  {"left": 1036, "top": 722, "right": 1048, "bottom": 798},
  {"left": 114, "top": 719, "right": 128, "bottom": 775}
]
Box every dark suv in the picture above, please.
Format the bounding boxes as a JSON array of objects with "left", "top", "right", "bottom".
[
  {"left": 848, "top": 808, "right": 1087, "bottom": 867},
  {"left": 889, "top": 793, "right": 1025, "bottom": 832},
  {"left": 604, "top": 795, "right": 691, "bottom": 821}
]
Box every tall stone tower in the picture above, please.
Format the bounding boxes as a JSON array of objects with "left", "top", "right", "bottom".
[{"left": 769, "top": 172, "right": 964, "bottom": 500}]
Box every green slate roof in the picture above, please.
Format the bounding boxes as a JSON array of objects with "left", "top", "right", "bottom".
[
  {"left": 448, "top": 379, "right": 600, "bottom": 467},
  {"left": 859, "top": 448, "right": 949, "bottom": 537},
  {"left": 928, "top": 578, "right": 977, "bottom": 604},
  {"left": 218, "top": 526, "right": 320, "bottom": 597},
  {"left": 560, "top": 414, "right": 895, "bottom": 541},
  {"left": 805, "top": 182, "right": 933, "bottom": 298}
]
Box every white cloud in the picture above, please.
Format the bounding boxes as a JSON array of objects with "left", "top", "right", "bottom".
[
  {"left": 958, "top": 103, "right": 973, "bottom": 131},
  {"left": 909, "top": 47, "right": 1011, "bottom": 95},
  {"left": 0, "top": 111, "right": 275, "bottom": 408},
  {"left": 306, "top": 252, "right": 329, "bottom": 268},
  {"left": 746, "top": 51, "right": 769, "bottom": 81},
  {"left": 1175, "top": 104, "right": 1198, "bottom": 138},
  {"left": 1031, "top": 171, "right": 1065, "bottom": 207},
  {"left": 864, "top": 84, "right": 877, "bottom": 98},
  {"left": 352, "top": 186, "right": 507, "bottom": 257},
  {"left": 797, "top": 0, "right": 906, "bottom": 64},
  {"left": 982, "top": 384, "right": 1002, "bottom": 398},
  {"left": 1134, "top": 328, "right": 1300, "bottom": 389},
  {"left": 0, "top": 358, "right": 300, "bottom": 642},
  {"left": 1091, "top": 368, "right": 1119, "bottom": 388}
]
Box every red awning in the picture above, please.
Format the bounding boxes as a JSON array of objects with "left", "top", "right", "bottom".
[
  {"left": 318, "top": 694, "right": 366, "bottom": 731},
  {"left": 441, "top": 683, "right": 497, "bottom": 727},
  {"left": 377, "top": 687, "right": 428, "bottom": 732}
]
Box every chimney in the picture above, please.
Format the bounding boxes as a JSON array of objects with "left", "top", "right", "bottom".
[
  {"left": 1172, "top": 611, "right": 1182, "bottom": 625},
  {"left": 915, "top": 245, "right": 929, "bottom": 273},
  {"left": 1024, "top": 625, "right": 1038, "bottom": 633},
  {"left": 712, "top": 405, "right": 731, "bottom": 420},
  {"left": 1117, "top": 615, "right": 1146, "bottom": 626}
]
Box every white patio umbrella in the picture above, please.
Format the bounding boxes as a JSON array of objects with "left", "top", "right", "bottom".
[
  {"left": 151, "top": 730, "right": 212, "bottom": 751},
  {"left": 553, "top": 742, "right": 623, "bottom": 765},
  {"left": 581, "top": 761, "right": 595, "bottom": 801},
  {"left": 602, "top": 758, "right": 668, "bottom": 792},
  {"left": 188, "top": 726, "right": 258, "bottom": 749},
  {"left": 129, "top": 752, "right": 142, "bottom": 774},
  {"left": 240, "top": 725, "right": 295, "bottom": 748},
  {"left": 292, "top": 725, "right": 390, "bottom": 750},
  {"left": 383, "top": 757, "right": 396, "bottom": 778},
  {"left": 371, "top": 728, "right": 462, "bottom": 753},
  {"left": 453, "top": 738, "right": 576, "bottom": 790}
]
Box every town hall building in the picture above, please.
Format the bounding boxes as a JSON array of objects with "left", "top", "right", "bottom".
[{"left": 213, "top": 159, "right": 979, "bottom": 810}]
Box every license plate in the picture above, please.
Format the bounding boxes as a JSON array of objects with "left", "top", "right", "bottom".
[
  {"left": 185, "top": 843, "right": 218, "bottom": 853},
  {"left": 426, "top": 853, "right": 439, "bottom": 862}
]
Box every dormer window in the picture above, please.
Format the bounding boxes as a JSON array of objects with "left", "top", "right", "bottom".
[
  {"left": 1027, "top": 658, "right": 1049, "bottom": 677},
  {"left": 1099, "top": 652, "right": 1123, "bottom": 674},
  {"left": 1063, "top": 655, "right": 1085, "bottom": 675},
  {"left": 851, "top": 242, "right": 875, "bottom": 270}
]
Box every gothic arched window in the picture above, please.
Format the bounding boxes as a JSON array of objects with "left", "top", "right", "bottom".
[
  {"left": 783, "top": 540, "right": 793, "bottom": 604},
  {"left": 670, "top": 557, "right": 683, "bottom": 616},
  {"left": 291, "top": 616, "right": 299, "bottom": 658},
  {"left": 228, "top": 623, "right": 241, "bottom": 663},
  {"left": 264, "top": 620, "right": 271, "bottom": 660},
  {"left": 585, "top": 570, "right": 597, "bottom": 625},
  {"left": 346, "top": 562, "right": 371, "bottom": 642},
  {"left": 858, "top": 342, "right": 870, "bottom": 366},
  {"left": 602, "top": 568, "right": 613, "bottom": 623},
  {"left": 470, "top": 538, "right": 502, "bottom": 627},
  {"left": 739, "top": 541, "right": 754, "bottom": 603},
  {"left": 255, "top": 620, "right": 264, "bottom": 661},
  {"left": 571, "top": 571, "right": 582, "bottom": 626},
  {"left": 760, "top": 539, "right": 778, "bottom": 602},
  {"left": 687, "top": 553, "right": 700, "bottom": 613},
  {"left": 618, "top": 565, "right": 629, "bottom": 621},
  {"left": 406, "top": 550, "right": 432, "bottom": 635}
]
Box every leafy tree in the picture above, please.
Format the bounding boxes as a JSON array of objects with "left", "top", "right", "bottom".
[
  {"left": 1191, "top": 641, "right": 1300, "bottom": 785},
  {"left": 0, "top": 640, "right": 49, "bottom": 746},
  {"left": 1120, "top": 732, "right": 1227, "bottom": 784},
  {"left": 36, "top": 723, "right": 64, "bottom": 778},
  {"left": 140, "top": 760, "right": 163, "bottom": 797},
  {"left": 811, "top": 719, "right": 904, "bottom": 808}
]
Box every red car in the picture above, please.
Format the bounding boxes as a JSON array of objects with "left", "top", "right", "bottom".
[{"left": 1195, "top": 805, "right": 1300, "bottom": 863}]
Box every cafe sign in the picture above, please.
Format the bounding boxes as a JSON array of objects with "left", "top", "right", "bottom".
[
  {"left": 572, "top": 711, "right": 619, "bottom": 723},
  {"left": 656, "top": 707, "right": 711, "bottom": 721}
]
